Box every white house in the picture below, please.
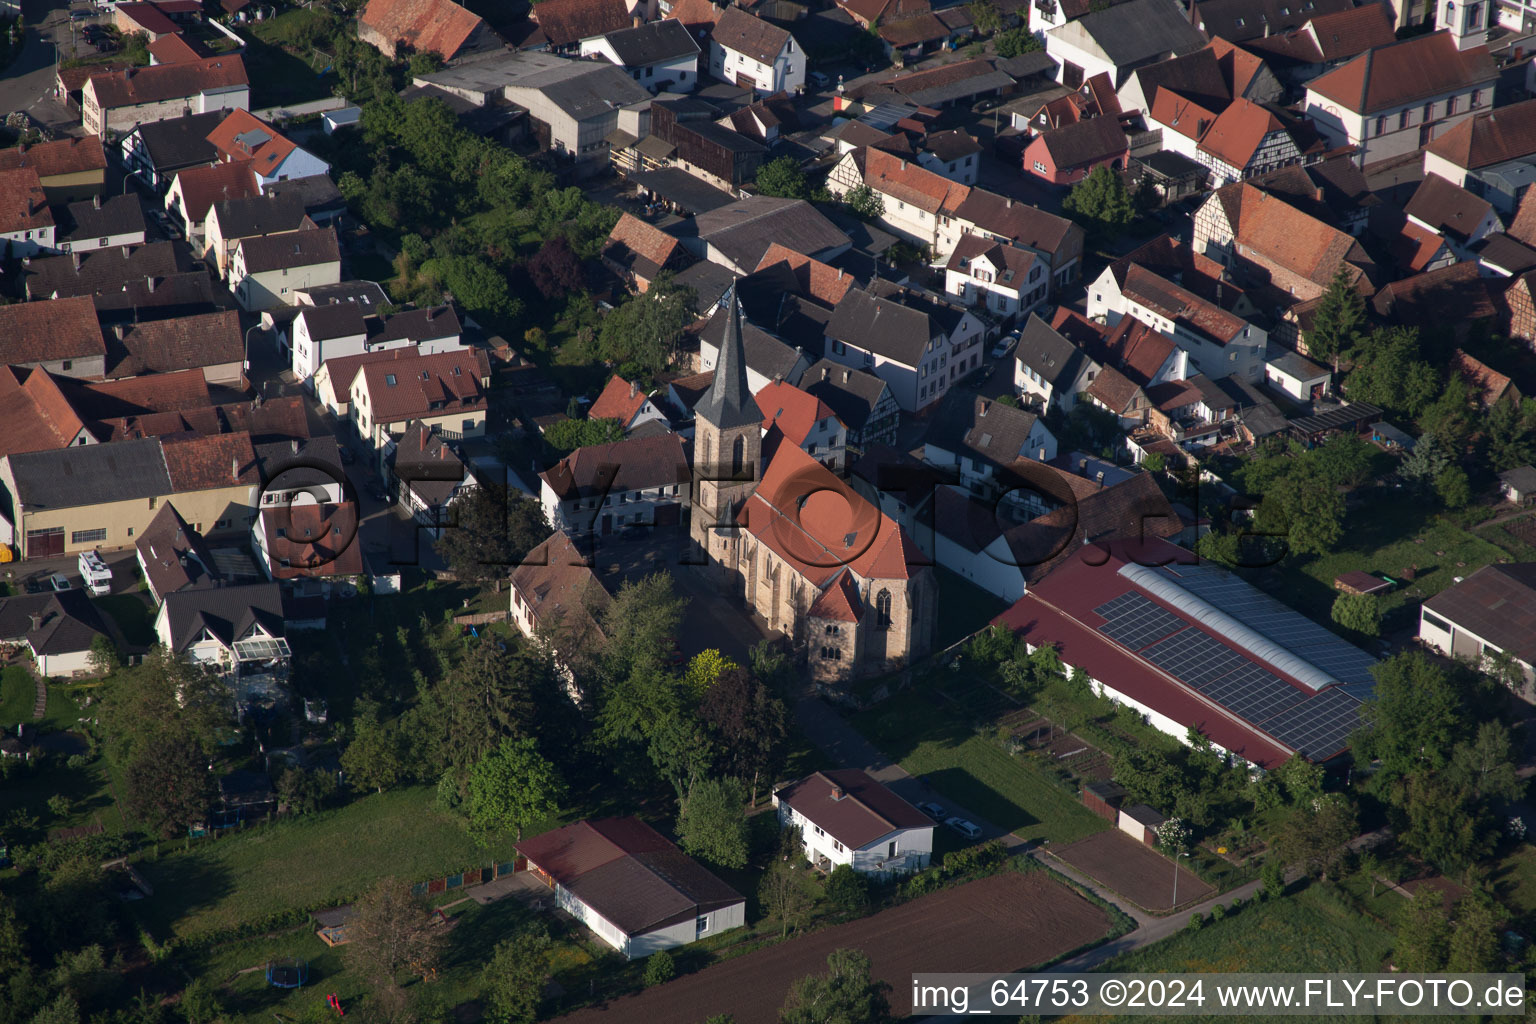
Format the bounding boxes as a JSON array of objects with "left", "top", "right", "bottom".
[
  {"left": 754, "top": 380, "right": 849, "bottom": 472},
  {"left": 1014, "top": 313, "right": 1098, "bottom": 413},
  {"left": 388, "top": 422, "right": 476, "bottom": 539},
  {"left": 509, "top": 530, "right": 611, "bottom": 695},
  {"left": 1045, "top": 0, "right": 1206, "bottom": 89},
  {"left": 824, "top": 285, "right": 987, "bottom": 413},
  {"left": 924, "top": 393, "right": 1061, "bottom": 493},
  {"left": 1087, "top": 260, "right": 1268, "bottom": 382},
  {"left": 538, "top": 432, "right": 690, "bottom": 537},
  {"left": 291, "top": 303, "right": 464, "bottom": 388},
  {"left": 709, "top": 7, "right": 804, "bottom": 95},
  {"left": 57, "top": 194, "right": 145, "bottom": 254},
  {"left": 206, "top": 109, "right": 331, "bottom": 188},
  {"left": 1404, "top": 172, "right": 1503, "bottom": 261},
  {"left": 580, "top": 20, "right": 700, "bottom": 91},
  {"left": 1263, "top": 346, "right": 1331, "bottom": 402},
  {"left": 154, "top": 582, "right": 291, "bottom": 686},
  {"left": 0, "top": 167, "right": 56, "bottom": 257},
  {"left": 26, "top": 591, "right": 111, "bottom": 677},
  {"left": 1419, "top": 563, "right": 1536, "bottom": 692},
  {"left": 773, "top": 770, "right": 934, "bottom": 877},
  {"left": 515, "top": 818, "right": 746, "bottom": 959},
  {"left": 230, "top": 226, "right": 341, "bottom": 311},
  {"left": 944, "top": 233, "right": 1049, "bottom": 319},
  {"left": 1303, "top": 31, "right": 1496, "bottom": 167},
  {"left": 587, "top": 374, "right": 672, "bottom": 434}
]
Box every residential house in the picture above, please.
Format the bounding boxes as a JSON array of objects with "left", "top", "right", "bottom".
[
  {"left": 498, "top": 57, "right": 652, "bottom": 166},
  {"left": 205, "top": 109, "right": 331, "bottom": 188},
  {"left": 650, "top": 96, "right": 767, "bottom": 191},
  {"left": 121, "top": 110, "right": 224, "bottom": 193},
  {"left": 1045, "top": 0, "right": 1206, "bottom": 89},
  {"left": 1303, "top": 32, "right": 1496, "bottom": 167},
  {"left": 1242, "top": 4, "right": 1398, "bottom": 86},
  {"left": 0, "top": 366, "right": 95, "bottom": 460},
  {"left": 687, "top": 195, "right": 850, "bottom": 274},
  {"left": 104, "top": 310, "right": 245, "bottom": 387},
  {"left": 25, "top": 590, "right": 111, "bottom": 677},
  {"left": 580, "top": 20, "right": 700, "bottom": 90},
  {"left": 1500, "top": 466, "right": 1536, "bottom": 505},
  {"left": 948, "top": 188, "right": 1085, "bottom": 290},
  {"left": 0, "top": 167, "right": 55, "bottom": 257},
  {"left": 825, "top": 145, "right": 970, "bottom": 256},
  {"left": 54, "top": 194, "right": 147, "bottom": 254},
  {"left": 203, "top": 191, "right": 310, "bottom": 278},
  {"left": 290, "top": 303, "right": 463, "bottom": 388},
  {"left": 23, "top": 239, "right": 186, "bottom": 302},
  {"left": 230, "top": 226, "right": 342, "bottom": 311},
  {"left": 1153, "top": 94, "right": 1321, "bottom": 187},
  {"left": 1013, "top": 312, "right": 1098, "bottom": 412},
  {"left": 773, "top": 769, "right": 934, "bottom": 876},
  {"left": 0, "top": 136, "right": 108, "bottom": 203},
  {"left": 165, "top": 159, "right": 259, "bottom": 240},
  {"left": 343, "top": 347, "right": 492, "bottom": 467},
  {"left": 802, "top": 360, "right": 901, "bottom": 450},
  {"left": 252, "top": 502, "right": 365, "bottom": 581},
  {"left": 154, "top": 581, "right": 291, "bottom": 688},
  {"left": 82, "top": 57, "right": 250, "bottom": 137},
  {"left": 1371, "top": 261, "right": 1497, "bottom": 336},
  {"left": 923, "top": 392, "right": 1061, "bottom": 502},
  {"left": 709, "top": 7, "right": 804, "bottom": 95},
  {"left": 539, "top": 432, "right": 690, "bottom": 535},
  {"left": 515, "top": 818, "right": 745, "bottom": 959},
  {"left": 721, "top": 92, "right": 801, "bottom": 147},
  {"left": 1087, "top": 257, "right": 1268, "bottom": 382},
  {"left": 1264, "top": 345, "right": 1330, "bottom": 401},
  {"left": 588, "top": 375, "right": 672, "bottom": 434},
  {"left": 1249, "top": 153, "right": 1376, "bottom": 236},
  {"left": 1192, "top": 182, "right": 1379, "bottom": 304},
  {"left": 602, "top": 213, "right": 689, "bottom": 293},
  {"left": 523, "top": 0, "right": 630, "bottom": 54},
  {"left": 824, "top": 283, "right": 987, "bottom": 412},
  {"left": 1190, "top": 0, "right": 1357, "bottom": 44},
  {"left": 1423, "top": 98, "right": 1536, "bottom": 214},
  {"left": 944, "top": 233, "right": 1049, "bottom": 319},
  {"left": 1022, "top": 116, "right": 1129, "bottom": 186},
  {"left": 135, "top": 501, "right": 221, "bottom": 603},
  {"left": 358, "top": 0, "right": 490, "bottom": 59},
  {"left": 755, "top": 379, "right": 848, "bottom": 472},
  {"left": 1420, "top": 563, "right": 1536, "bottom": 692},
  {"left": 510, "top": 529, "right": 611, "bottom": 690},
  {"left": 847, "top": 57, "right": 1015, "bottom": 111},
  {"left": 0, "top": 297, "right": 106, "bottom": 378},
  {"left": 914, "top": 128, "right": 982, "bottom": 185},
  {"left": 1403, "top": 171, "right": 1503, "bottom": 260},
  {"left": 389, "top": 422, "right": 476, "bottom": 539},
  {"left": 1451, "top": 348, "right": 1521, "bottom": 408},
  {"left": 696, "top": 303, "right": 812, "bottom": 393}
]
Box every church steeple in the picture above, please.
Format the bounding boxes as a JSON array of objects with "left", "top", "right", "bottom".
[{"left": 698, "top": 285, "right": 759, "bottom": 431}]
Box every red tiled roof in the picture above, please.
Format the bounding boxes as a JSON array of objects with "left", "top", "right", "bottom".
[
  {"left": 1198, "top": 98, "right": 1290, "bottom": 170},
  {"left": 173, "top": 159, "right": 259, "bottom": 224},
  {"left": 588, "top": 374, "right": 652, "bottom": 426},
  {"left": 1084, "top": 363, "right": 1142, "bottom": 414},
  {"left": 0, "top": 167, "right": 53, "bottom": 234},
  {"left": 1220, "top": 182, "right": 1374, "bottom": 292},
  {"left": 807, "top": 571, "right": 863, "bottom": 623},
  {"left": 0, "top": 296, "right": 106, "bottom": 366},
  {"left": 1370, "top": 261, "right": 1496, "bottom": 325},
  {"left": 86, "top": 56, "right": 248, "bottom": 110},
  {"left": 755, "top": 380, "right": 838, "bottom": 446},
  {"left": 1149, "top": 87, "right": 1222, "bottom": 144},
  {"left": 1050, "top": 306, "right": 1110, "bottom": 349},
  {"left": 945, "top": 232, "right": 1036, "bottom": 289},
  {"left": 205, "top": 109, "right": 297, "bottom": 178},
  {"left": 605, "top": 213, "right": 683, "bottom": 275},
  {"left": 664, "top": 0, "right": 722, "bottom": 34},
  {"left": 1118, "top": 264, "right": 1248, "bottom": 344},
  {"left": 774, "top": 769, "right": 931, "bottom": 847},
  {"left": 740, "top": 442, "right": 922, "bottom": 586},
  {"left": 1306, "top": 32, "right": 1495, "bottom": 115},
  {"left": 755, "top": 243, "right": 856, "bottom": 306},
  {"left": 146, "top": 33, "right": 207, "bottom": 64},
  {"left": 359, "top": 0, "right": 484, "bottom": 57},
  {"left": 511, "top": 529, "right": 610, "bottom": 642},
  {"left": 0, "top": 136, "right": 107, "bottom": 179},
  {"left": 1245, "top": 4, "right": 1394, "bottom": 65},
  {"left": 1451, "top": 348, "right": 1518, "bottom": 408},
  {"left": 0, "top": 368, "right": 88, "bottom": 458},
  {"left": 115, "top": 2, "right": 179, "bottom": 34},
  {"left": 1405, "top": 172, "right": 1495, "bottom": 245},
  {"left": 1095, "top": 314, "right": 1177, "bottom": 386},
  {"left": 359, "top": 348, "right": 490, "bottom": 425},
  {"left": 1392, "top": 221, "right": 1451, "bottom": 273},
  {"left": 1427, "top": 97, "right": 1536, "bottom": 171},
  {"left": 104, "top": 309, "right": 243, "bottom": 379},
  {"left": 259, "top": 502, "right": 366, "bottom": 579},
  {"left": 861, "top": 145, "right": 970, "bottom": 215},
  {"left": 1032, "top": 116, "right": 1127, "bottom": 171},
  {"left": 1206, "top": 36, "right": 1269, "bottom": 97},
  {"left": 74, "top": 367, "right": 213, "bottom": 415},
  {"left": 531, "top": 0, "right": 628, "bottom": 47},
  {"left": 161, "top": 430, "right": 260, "bottom": 491}
]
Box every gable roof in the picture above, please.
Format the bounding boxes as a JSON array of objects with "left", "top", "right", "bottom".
[
  {"left": 160, "top": 581, "right": 285, "bottom": 653},
  {"left": 27, "top": 589, "right": 109, "bottom": 658},
  {"left": 1218, "top": 182, "right": 1375, "bottom": 291},
  {"left": 949, "top": 188, "right": 1076, "bottom": 254},
  {"left": 1243, "top": 3, "right": 1395, "bottom": 65},
  {"left": 1406, "top": 172, "right": 1496, "bottom": 244},
  {"left": 205, "top": 109, "right": 300, "bottom": 178},
  {"left": 1033, "top": 115, "right": 1127, "bottom": 169},
  {"left": 1192, "top": 0, "right": 1355, "bottom": 43},
  {"left": 532, "top": 0, "right": 629, "bottom": 47},
  {"left": 755, "top": 243, "right": 856, "bottom": 306},
  {"left": 774, "top": 769, "right": 931, "bottom": 848},
  {"left": 1422, "top": 563, "right": 1536, "bottom": 667},
  {"left": 236, "top": 226, "right": 340, "bottom": 273},
  {"left": 1017, "top": 312, "right": 1093, "bottom": 388},
  {"left": 57, "top": 193, "right": 146, "bottom": 245},
  {"left": 356, "top": 347, "right": 489, "bottom": 424},
  {"left": 173, "top": 159, "right": 260, "bottom": 224},
  {"left": 0, "top": 167, "right": 52, "bottom": 236},
  {"left": 209, "top": 190, "right": 308, "bottom": 241},
  {"left": 86, "top": 57, "right": 248, "bottom": 109},
  {"left": 359, "top": 0, "right": 485, "bottom": 57},
  {"left": 1451, "top": 348, "right": 1518, "bottom": 408},
  {"left": 588, "top": 375, "right": 654, "bottom": 426},
  {"left": 259, "top": 503, "right": 366, "bottom": 579},
  {"left": 605, "top": 212, "right": 685, "bottom": 278},
  {"left": 711, "top": 6, "right": 792, "bottom": 62},
  {"left": 0, "top": 136, "right": 107, "bottom": 179},
  {"left": 801, "top": 359, "right": 890, "bottom": 431},
  {"left": 858, "top": 145, "right": 971, "bottom": 214},
  {"left": 825, "top": 287, "right": 936, "bottom": 367},
  {"left": 126, "top": 111, "right": 223, "bottom": 172},
  {"left": 927, "top": 390, "right": 1047, "bottom": 467},
  {"left": 1199, "top": 99, "right": 1303, "bottom": 170},
  {"left": 1306, "top": 32, "right": 1496, "bottom": 115},
  {"left": 1111, "top": 262, "right": 1249, "bottom": 345},
  {"left": 389, "top": 421, "right": 469, "bottom": 507},
  {"left": 0, "top": 366, "right": 89, "bottom": 458},
  {"left": 596, "top": 18, "right": 699, "bottom": 64},
  {"left": 1371, "top": 260, "right": 1495, "bottom": 326},
  {"left": 515, "top": 818, "right": 743, "bottom": 936},
  {"left": 945, "top": 232, "right": 1037, "bottom": 289},
  {"left": 1052, "top": 0, "right": 1207, "bottom": 68},
  {"left": 25, "top": 239, "right": 186, "bottom": 301},
  {"left": 1428, "top": 98, "right": 1536, "bottom": 171},
  {"left": 694, "top": 195, "right": 849, "bottom": 270},
  {"left": 1004, "top": 472, "right": 1181, "bottom": 585},
  {"left": 664, "top": 0, "right": 723, "bottom": 34},
  {"left": 8, "top": 436, "right": 172, "bottom": 508},
  {"left": 136, "top": 502, "right": 221, "bottom": 598},
  {"left": 539, "top": 431, "right": 689, "bottom": 500},
  {"left": 104, "top": 309, "right": 243, "bottom": 378},
  {"left": 755, "top": 379, "right": 839, "bottom": 445},
  {"left": 0, "top": 296, "right": 107, "bottom": 366},
  {"left": 866, "top": 57, "right": 1015, "bottom": 107},
  {"left": 161, "top": 430, "right": 260, "bottom": 491}
]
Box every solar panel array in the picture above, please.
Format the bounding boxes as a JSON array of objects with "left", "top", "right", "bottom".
[
  {"left": 1154, "top": 563, "right": 1379, "bottom": 686},
  {"left": 1092, "top": 593, "right": 1186, "bottom": 650},
  {"left": 1096, "top": 589, "right": 1363, "bottom": 759}
]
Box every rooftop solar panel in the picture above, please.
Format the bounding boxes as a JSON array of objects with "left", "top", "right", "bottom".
[
  {"left": 1092, "top": 592, "right": 1186, "bottom": 651},
  {"left": 1141, "top": 629, "right": 1245, "bottom": 689},
  {"left": 1261, "top": 688, "right": 1362, "bottom": 759}
]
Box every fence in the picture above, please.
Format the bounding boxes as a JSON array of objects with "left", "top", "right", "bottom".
[
  {"left": 410, "top": 858, "right": 523, "bottom": 898},
  {"left": 452, "top": 610, "right": 510, "bottom": 626}
]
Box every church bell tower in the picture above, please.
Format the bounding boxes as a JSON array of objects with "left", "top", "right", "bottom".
[{"left": 690, "top": 285, "right": 762, "bottom": 557}]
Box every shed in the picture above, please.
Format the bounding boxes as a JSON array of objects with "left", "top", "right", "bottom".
[
  {"left": 1371, "top": 421, "right": 1416, "bottom": 451},
  {"left": 322, "top": 107, "right": 363, "bottom": 134},
  {"left": 1500, "top": 465, "right": 1536, "bottom": 505},
  {"left": 1081, "top": 779, "right": 1126, "bottom": 822},
  {"left": 1334, "top": 571, "right": 1393, "bottom": 596},
  {"left": 1117, "top": 803, "right": 1166, "bottom": 847}
]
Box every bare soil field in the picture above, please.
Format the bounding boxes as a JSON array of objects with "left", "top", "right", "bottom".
[
  {"left": 1052, "top": 830, "right": 1214, "bottom": 913},
  {"left": 554, "top": 870, "right": 1111, "bottom": 1024}
]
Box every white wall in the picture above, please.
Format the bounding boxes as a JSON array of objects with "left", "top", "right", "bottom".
[
  {"left": 709, "top": 37, "right": 804, "bottom": 95},
  {"left": 776, "top": 803, "right": 933, "bottom": 875},
  {"left": 541, "top": 478, "right": 686, "bottom": 535},
  {"left": 934, "top": 529, "right": 1025, "bottom": 602}
]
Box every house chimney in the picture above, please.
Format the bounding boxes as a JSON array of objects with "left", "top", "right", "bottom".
[
  {"left": 900, "top": 159, "right": 907, "bottom": 171},
  {"left": 146, "top": 276, "right": 156, "bottom": 293},
  {"left": 72, "top": 252, "right": 82, "bottom": 271},
  {"left": 841, "top": 369, "right": 849, "bottom": 383},
  {"left": 633, "top": 11, "right": 642, "bottom": 26},
  {"left": 92, "top": 194, "right": 101, "bottom": 210},
  {"left": 1040, "top": 447, "right": 1048, "bottom": 460},
  {"left": 426, "top": 307, "right": 436, "bottom": 322},
  {"left": 114, "top": 324, "right": 125, "bottom": 341},
  {"left": 830, "top": 785, "right": 846, "bottom": 801},
  {"left": 979, "top": 400, "right": 988, "bottom": 416},
  {"left": 629, "top": 380, "right": 638, "bottom": 398},
  {"left": 28, "top": 614, "right": 41, "bottom": 632},
  {"left": 1006, "top": 198, "right": 1013, "bottom": 208},
  {"left": 231, "top": 455, "right": 239, "bottom": 480},
  {"left": 121, "top": 245, "right": 131, "bottom": 259}
]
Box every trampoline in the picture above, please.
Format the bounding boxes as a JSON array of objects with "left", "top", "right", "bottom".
[{"left": 266, "top": 958, "right": 309, "bottom": 988}]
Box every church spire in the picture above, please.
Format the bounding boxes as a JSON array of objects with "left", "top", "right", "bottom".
[{"left": 698, "top": 284, "right": 759, "bottom": 431}]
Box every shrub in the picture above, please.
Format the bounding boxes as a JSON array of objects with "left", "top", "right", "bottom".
[
  {"left": 1188, "top": 912, "right": 1204, "bottom": 930},
  {"left": 824, "top": 864, "right": 870, "bottom": 917},
  {"left": 1227, "top": 896, "right": 1242, "bottom": 914},
  {"left": 1261, "top": 859, "right": 1285, "bottom": 900},
  {"left": 1209, "top": 903, "right": 1225, "bottom": 921},
  {"left": 643, "top": 949, "right": 676, "bottom": 987}
]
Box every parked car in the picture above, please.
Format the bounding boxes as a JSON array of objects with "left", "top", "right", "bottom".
[
  {"left": 47, "top": 574, "right": 72, "bottom": 593},
  {"left": 916, "top": 801, "right": 945, "bottom": 820},
  {"left": 990, "top": 335, "right": 1016, "bottom": 360},
  {"left": 945, "top": 816, "right": 982, "bottom": 839},
  {"left": 809, "top": 71, "right": 830, "bottom": 89}
]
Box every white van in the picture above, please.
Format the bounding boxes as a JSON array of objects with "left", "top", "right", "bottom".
[{"left": 77, "top": 550, "right": 112, "bottom": 596}]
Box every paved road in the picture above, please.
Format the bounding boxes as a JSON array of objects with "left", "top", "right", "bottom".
[{"left": 0, "top": 0, "right": 94, "bottom": 130}]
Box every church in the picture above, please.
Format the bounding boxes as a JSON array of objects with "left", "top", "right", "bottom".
[{"left": 689, "top": 288, "right": 938, "bottom": 682}]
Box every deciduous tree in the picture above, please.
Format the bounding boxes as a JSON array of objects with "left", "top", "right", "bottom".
[
  {"left": 528, "top": 235, "right": 586, "bottom": 299},
  {"left": 467, "top": 737, "right": 564, "bottom": 841},
  {"left": 342, "top": 700, "right": 409, "bottom": 794},
  {"left": 483, "top": 925, "right": 553, "bottom": 1024},
  {"left": 844, "top": 184, "right": 885, "bottom": 220},
  {"left": 434, "top": 484, "right": 551, "bottom": 590},
  {"left": 1063, "top": 165, "right": 1136, "bottom": 236},
  {"left": 780, "top": 949, "right": 893, "bottom": 1024},
  {"left": 676, "top": 776, "right": 749, "bottom": 868},
  {"left": 755, "top": 156, "right": 811, "bottom": 200},
  {"left": 1393, "top": 886, "right": 1450, "bottom": 971},
  {"left": 543, "top": 417, "right": 625, "bottom": 453},
  {"left": 699, "top": 668, "right": 788, "bottom": 805},
  {"left": 1274, "top": 794, "right": 1356, "bottom": 880},
  {"left": 1331, "top": 593, "right": 1380, "bottom": 638},
  {"left": 124, "top": 734, "right": 212, "bottom": 838},
  {"left": 345, "top": 877, "right": 448, "bottom": 992},
  {"left": 760, "top": 859, "right": 819, "bottom": 938}
]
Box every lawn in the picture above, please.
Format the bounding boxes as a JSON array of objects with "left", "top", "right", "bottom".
[
  {"left": 237, "top": 16, "right": 336, "bottom": 109},
  {"left": 132, "top": 786, "right": 519, "bottom": 941},
  {"left": 95, "top": 594, "right": 156, "bottom": 648},
  {"left": 0, "top": 664, "right": 32, "bottom": 726},
  {"left": 851, "top": 691, "right": 1110, "bottom": 845}
]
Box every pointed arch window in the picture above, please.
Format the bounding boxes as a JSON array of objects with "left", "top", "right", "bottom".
[
  {"left": 876, "top": 589, "right": 892, "bottom": 630},
  {"left": 732, "top": 434, "right": 745, "bottom": 476}
]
